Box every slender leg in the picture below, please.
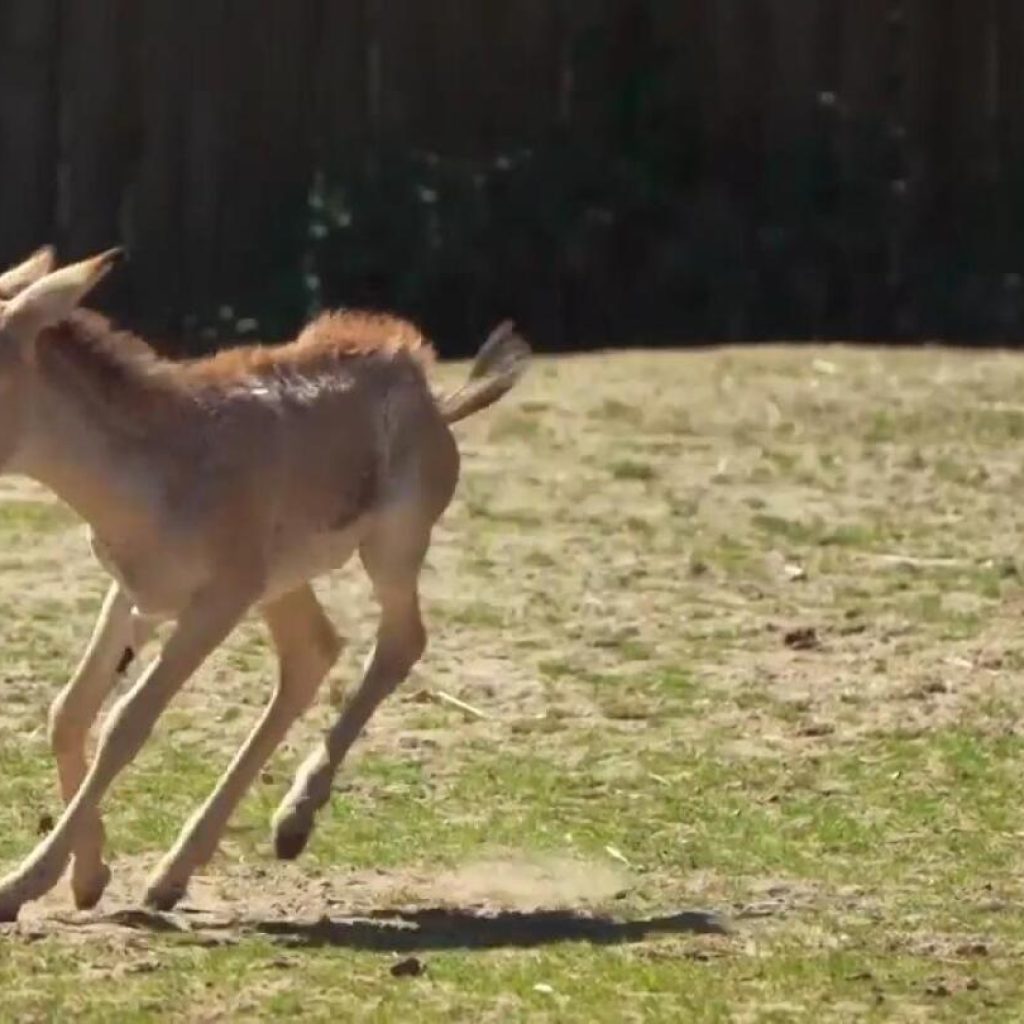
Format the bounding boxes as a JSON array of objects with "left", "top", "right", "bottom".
[
  {"left": 272, "top": 524, "right": 429, "bottom": 859},
  {"left": 47, "top": 583, "right": 157, "bottom": 909},
  {"left": 0, "top": 581, "right": 252, "bottom": 921},
  {"left": 143, "top": 585, "right": 341, "bottom": 910}
]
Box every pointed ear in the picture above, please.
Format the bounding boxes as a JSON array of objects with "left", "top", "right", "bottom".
[
  {"left": 1, "top": 248, "right": 122, "bottom": 339},
  {"left": 0, "top": 245, "right": 56, "bottom": 299}
]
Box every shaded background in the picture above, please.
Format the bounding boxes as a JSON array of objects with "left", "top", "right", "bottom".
[{"left": 1, "top": 0, "right": 1022, "bottom": 355}]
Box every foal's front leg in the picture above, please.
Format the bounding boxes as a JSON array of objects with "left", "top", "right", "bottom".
[
  {"left": 0, "top": 580, "right": 253, "bottom": 921},
  {"left": 47, "top": 582, "right": 156, "bottom": 909}
]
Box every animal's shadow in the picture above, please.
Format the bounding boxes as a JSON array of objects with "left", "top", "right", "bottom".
[
  {"left": 250, "top": 907, "right": 729, "bottom": 952},
  {"left": 103, "top": 905, "right": 729, "bottom": 953}
]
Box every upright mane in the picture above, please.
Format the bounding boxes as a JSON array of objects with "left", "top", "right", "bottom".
[
  {"left": 183, "top": 310, "right": 436, "bottom": 384},
  {"left": 34, "top": 308, "right": 437, "bottom": 429}
]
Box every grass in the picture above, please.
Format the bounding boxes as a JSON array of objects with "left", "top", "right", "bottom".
[{"left": 2, "top": 344, "right": 1024, "bottom": 1018}]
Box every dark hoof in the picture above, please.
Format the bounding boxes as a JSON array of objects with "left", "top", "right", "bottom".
[
  {"left": 143, "top": 883, "right": 185, "bottom": 913},
  {"left": 273, "top": 825, "right": 311, "bottom": 861},
  {"left": 72, "top": 863, "right": 112, "bottom": 911}
]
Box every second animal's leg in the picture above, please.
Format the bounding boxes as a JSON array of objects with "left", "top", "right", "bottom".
[
  {"left": 144, "top": 585, "right": 341, "bottom": 910},
  {"left": 272, "top": 520, "right": 429, "bottom": 859},
  {"left": 47, "top": 582, "right": 156, "bottom": 909}
]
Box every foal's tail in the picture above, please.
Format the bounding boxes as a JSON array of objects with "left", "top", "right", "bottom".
[{"left": 435, "top": 321, "right": 531, "bottom": 425}]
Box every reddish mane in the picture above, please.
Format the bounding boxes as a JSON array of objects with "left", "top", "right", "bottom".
[{"left": 35, "top": 309, "right": 437, "bottom": 426}]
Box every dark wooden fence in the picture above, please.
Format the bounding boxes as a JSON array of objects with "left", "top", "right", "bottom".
[{"left": 0, "top": 1, "right": 1022, "bottom": 354}]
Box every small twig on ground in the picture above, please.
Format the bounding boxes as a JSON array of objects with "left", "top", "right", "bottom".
[
  {"left": 604, "top": 845, "right": 631, "bottom": 867},
  {"left": 431, "top": 690, "right": 491, "bottom": 721}
]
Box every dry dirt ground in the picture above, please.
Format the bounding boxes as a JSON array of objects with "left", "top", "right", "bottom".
[{"left": 0, "top": 345, "right": 1023, "bottom": 1020}]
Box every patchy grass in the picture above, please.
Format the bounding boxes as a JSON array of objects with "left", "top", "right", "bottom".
[{"left": 1, "top": 345, "right": 1024, "bottom": 1018}]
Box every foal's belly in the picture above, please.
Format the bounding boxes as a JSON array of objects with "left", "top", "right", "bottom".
[
  {"left": 90, "top": 532, "right": 204, "bottom": 618},
  {"left": 262, "top": 522, "right": 365, "bottom": 601},
  {"left": 90, "top": 519, "right": 365, "bottom": 617}
]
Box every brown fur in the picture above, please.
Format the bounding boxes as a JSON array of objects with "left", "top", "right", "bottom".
[
  {"left": 36, "top": 311, "right": 186, "bottom": 428},
  {"left": 34, "top": 308, "right": 439, "bottom": 431}
]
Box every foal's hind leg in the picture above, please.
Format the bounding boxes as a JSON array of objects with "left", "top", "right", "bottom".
[
  {"left": 143, "top": 584, "right": 341, "bottom": 910},
  {"left": 272, "top": 516, "right": 431, "bottom": 859},
  {"left": 47, "top": 582, "right": 156, "bottom": 909}
]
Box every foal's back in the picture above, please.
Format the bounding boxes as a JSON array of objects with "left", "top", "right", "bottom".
[{"left": 173, "top": 311, "right": 461, "bottom": 591}]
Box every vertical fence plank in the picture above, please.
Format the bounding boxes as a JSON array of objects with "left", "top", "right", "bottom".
[
  {"left": 308, "top": 0, "right": 373, "bottom": 316},
  {"left": 0, "top": 0, "right": 58, "bottom": 265},
  {"left": 903, "top": 0, "right": 996, "bottom": 336},
  {"left": 59, "top": 0, "right": 138, "bottom": 320},
  {"left": 128, "top": 0, "right": 319, "bottom": 344},
  {"left": 59, "top": 0, "right": 136, "bottom": 255},
  {"left": 374, "top": 0, "right": 561, "bottom": 157},
  {"left": 833, "top": 0, "right": 893, "bottom": 336},
  {"left": 316, "top": 0, "right": 371, "bottom": 159},
  {"left": 947, "top": 0, "right": 998, "bottom": 321},
  {"left": 560, "top": 0, "right": 612, "bottom": 149},
  {"left": 476, "top": 2, "right": 563, "bottom": 152},
  {"left": 901, "top": 0, "right": 947, "bottom": 335},
  {"left": 992, "top": 0, "right": 1024, "bottom": 336},
  {"left": 700, "top": 0, "right": 770, "bottom": 339},
  {"left": 176, "top": 0, "right": 233, "bottom": 331},
  {"left": 837, "top": 0, "right": 891, "bottom": 133},
  {"left": 652, "top": 0, "right": 717, "bottom": 176},
  {"left": 636, "top": 0, "right": 720, "bottom": 341},
  {"left": 764, "top": 0, "right": 819, "bottom": 163},
  {"left": 130, "top": 0, "right": 189, "bottom": 337},
  {"left": 763, "top": 0, "right": 828, "bottom": 336},
  {"left": 373, "top": 1, "right": 474, "bottom": 155},
  {"left": 997, "top": 0, "right": 1024, "bottom": 192},
  {"left": 183, "top": 0, "right": 320, "bottom": 337},
  {"left": 996, "top": 0, "right": 1024, "bottom": 260},
  {"left": 705, "top": 0, "right": 768, "bottom": 196}
]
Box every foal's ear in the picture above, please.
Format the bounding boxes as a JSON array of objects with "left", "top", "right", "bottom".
[
  {"left": 0, "top": 248, "right": 122, "bottom": 339},
  {"left": 0, "top": 245, "right": 56, "bottom": 299}
]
